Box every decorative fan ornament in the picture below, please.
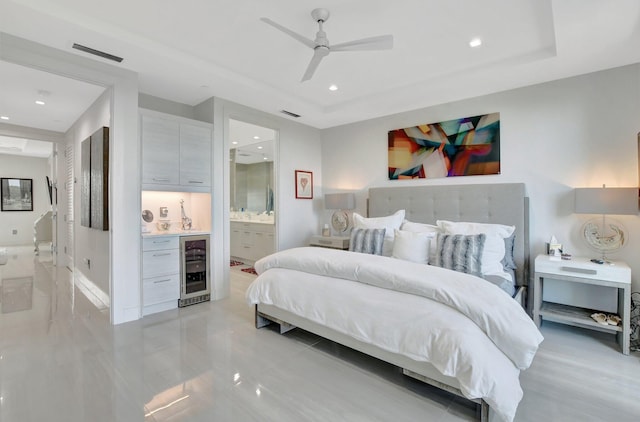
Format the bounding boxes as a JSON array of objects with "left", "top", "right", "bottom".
[
  {"left": 581, "top": 218, "right": 626, "bottom": 255},
  {"left": 261, "top": 8, "right": 393, "bottom": 81},
  {"left": 331, "top": 210, "right": 350, "bottom": 233}
]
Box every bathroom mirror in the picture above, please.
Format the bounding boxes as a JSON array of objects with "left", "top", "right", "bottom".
[{"left": 229, "top": 119, "right": 276, "bottom": 214}]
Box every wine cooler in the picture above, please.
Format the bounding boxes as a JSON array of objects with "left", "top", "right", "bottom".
[{"left": 179, "top": 234, "right": 211, "bottom": 307}]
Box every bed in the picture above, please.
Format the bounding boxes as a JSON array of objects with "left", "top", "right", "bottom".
[{"left": 246, "top": 183, "right": 543, "bottom": 422}]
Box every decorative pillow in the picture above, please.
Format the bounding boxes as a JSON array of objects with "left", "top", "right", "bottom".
[
  {"left": 353, "top": 210, "right": 405, "bottom": 257},
  {"left": 502, "top": 233, "right": 517, "bottom": 270},
  {"left": 400, "top": 219, "right": 441, "bottom": 263},
  {"left": 434, "top": 233, "right": 486, "bottom": 277},
  {"left": 391, "top": 229, "right": 435, "bottom": 264},
  {"left": 436, "top": 220, "right": 515, "bottom": 281},
  {"left": 349, "top": 228, "right": 386, "bottom": 255}
]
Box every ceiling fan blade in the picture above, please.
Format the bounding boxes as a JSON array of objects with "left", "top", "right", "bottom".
[
  {"left": 260, "top": 17, "right": 316, "bottom": 49},
  {"left": 301, "top": 48, "right": 328, "bottom": 82},
  {"left": 331, "top": 34, "right": 394, "bottom": 52}
]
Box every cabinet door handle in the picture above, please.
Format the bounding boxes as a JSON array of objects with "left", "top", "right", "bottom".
[
  {"left": 153, "top": 252, "right": 172, "bottom": 257},
  {"left": 188, "top": 180, "right": 203, "bottom": 184},
  {"left": 153, "top": 278, "right": 172, "bottom": 284},
  {"left": 152, "top": 240, "right": 170, "bottom": 244},
  {"left": 153, "top": 178, "right": 170, "bottom": 182}
]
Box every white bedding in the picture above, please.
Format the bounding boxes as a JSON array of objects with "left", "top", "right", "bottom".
[{"left": 246, "top": 247, "right": 544, "bottom": 422}]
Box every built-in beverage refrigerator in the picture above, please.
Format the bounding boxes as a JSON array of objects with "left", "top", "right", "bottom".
[{"left": 179, "top": 234, "right": 211, "bottom": 307}]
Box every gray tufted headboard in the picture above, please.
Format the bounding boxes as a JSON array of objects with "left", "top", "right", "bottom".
[{"left": 368, "top": 183, "right": 529, "bottom": 286}]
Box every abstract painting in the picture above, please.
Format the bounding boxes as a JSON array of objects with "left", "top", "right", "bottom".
[{"left": 388, "top": 113, "right": 500, "bottom": 179}]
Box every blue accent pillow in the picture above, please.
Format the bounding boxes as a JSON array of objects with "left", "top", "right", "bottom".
[
  {"left": 434, "top": 233, "right": 486, "bottom": 277},
  {"left": 349, "top": 228, "right": 386, "bottom": 255}
]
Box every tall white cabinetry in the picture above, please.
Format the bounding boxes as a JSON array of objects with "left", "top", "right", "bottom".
[{"left": 141, "top": 110, "right": 212, "bottom": 192}]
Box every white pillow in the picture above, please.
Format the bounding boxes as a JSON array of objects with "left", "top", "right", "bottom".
[
  {"left": 436, "top": 220, "right": 515, "bottom": 281},
  {"left": 353, "top": 210, "right": 405, "bottom": 256},
  {"left": 436, "top": 220, "right": 515, "bottom": 238},
  {"left": 400, "top": 220, "right": 441, "bottom": 263},
  {"left": 392, "top": 229, "right": 435, "bottom": 264}
]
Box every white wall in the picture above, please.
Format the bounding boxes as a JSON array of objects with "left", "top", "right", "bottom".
[
  {"left": 0, "top": 155, "right": 51, "bottom": 245},
  {"left": 65, "top": 89, "right": 111, "bottom": 296},
  {"left": 322, "top": 64, "right": 640, "bottom": 295}
]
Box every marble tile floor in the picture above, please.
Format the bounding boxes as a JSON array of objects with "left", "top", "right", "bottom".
[{"left": 1, "top": 245, "right": 639, "bottom": 422}]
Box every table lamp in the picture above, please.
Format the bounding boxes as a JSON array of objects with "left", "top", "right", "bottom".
[
  {"left": 324, "top": 192, "right": 355, "bottom": 235},
  {"left": 574, "top": 185, "right": 637, "bottom": 261}
]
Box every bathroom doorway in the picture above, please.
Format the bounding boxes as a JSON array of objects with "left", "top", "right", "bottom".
[{"left": 228, "top": 119, "right": 277, "bottom": 267}]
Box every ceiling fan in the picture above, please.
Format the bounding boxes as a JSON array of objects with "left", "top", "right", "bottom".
[{"left": 261, "top": 8, "right": 393, "bottom": 82}]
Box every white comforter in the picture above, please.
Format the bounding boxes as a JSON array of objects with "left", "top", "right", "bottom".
[{"left": 246, "top": 247, "right": 543, "bottom": 422}]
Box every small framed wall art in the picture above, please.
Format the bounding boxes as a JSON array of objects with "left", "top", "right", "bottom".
[
  {"left": 1, "top": 178, "right": 33, "bottom": 211},
  {"left": 295, "top": 170, "right": 313, "bottom": 199}
]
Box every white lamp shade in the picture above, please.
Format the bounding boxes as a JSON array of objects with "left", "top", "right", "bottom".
[
  {"left": 574, "top": 187, "right": 638, "bottom": 215},
  {"left": 324, "top": 193, "right": 355, "bottom": 210}
]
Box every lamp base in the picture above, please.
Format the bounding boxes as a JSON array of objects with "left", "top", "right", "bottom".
[
  {"left": 581, "top": 216, "right": 626, "bottom": 260},
  {"left": 331, "top": 210, "right": 350, "bottom": 234}
]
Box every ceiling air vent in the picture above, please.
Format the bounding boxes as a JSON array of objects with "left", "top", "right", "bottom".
[
  {"left": 280, "top": 110, "right": 301, "bottom": 118},
  {"left": 72, "top": 43, "right": 123, "bottom": 63}
]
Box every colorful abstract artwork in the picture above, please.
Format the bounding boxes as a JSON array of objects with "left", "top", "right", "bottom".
[{"left": 388, "top": 113, "right": 500, "bottom": 180}]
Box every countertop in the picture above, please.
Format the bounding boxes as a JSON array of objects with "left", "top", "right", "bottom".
[
  {"left": 230, "top": 218, "right": 274, "bottom": 225},
  {"left": 142, "top": 230, "right": 210, "bottom": 237}
]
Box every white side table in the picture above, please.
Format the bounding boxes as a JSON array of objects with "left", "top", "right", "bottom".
[
  {"left": 533, "top": 254, "right": 631, "bottom": 355},
  {"left": 309, "top": 235, "right": 350, "bottom": 250}
]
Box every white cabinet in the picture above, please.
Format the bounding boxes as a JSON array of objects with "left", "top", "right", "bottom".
[
  {"left": 141, "top": 110, "right": 212, "bottom": 192},
  {"left": 142, "top": 236, "right": 180, "bottom": 315},
  {"left": 230, "top": 222, "right": 275, "bottom": 262},
  {"left": 141, "top": 115, "right": 180, "bottom": 185},
  {"left": 180, "top": 124, "right": 211, "bottom": 187}
]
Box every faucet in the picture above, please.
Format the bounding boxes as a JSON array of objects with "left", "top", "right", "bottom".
[{"left": 180, "top": 199, "right": 192, "bottom": 231}]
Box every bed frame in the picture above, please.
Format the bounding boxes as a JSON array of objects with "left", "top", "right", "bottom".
[{"left": 256, "top": 183, "right": 529, "bottom": 421}]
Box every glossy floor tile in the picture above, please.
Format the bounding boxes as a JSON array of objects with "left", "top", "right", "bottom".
[{"left": 1, "top": 246, "right": 639, "bottom": 421}]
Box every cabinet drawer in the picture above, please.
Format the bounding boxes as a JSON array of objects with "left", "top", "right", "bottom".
[
  {"left": 143, "top": 236, "right": 179, "bottom": 251},
  {"left": 143, "top": 249, "right": 180, "bottom": 278},
  {"left": 143, "top": 274, "right": 179, "bottom": 305}
]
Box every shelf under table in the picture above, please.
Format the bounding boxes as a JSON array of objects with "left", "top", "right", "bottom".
[{"left": 539, "top": 302, "right": 622, "bottom": 333}]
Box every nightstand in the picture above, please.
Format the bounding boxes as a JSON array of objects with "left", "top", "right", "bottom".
[
  {"left": 309, "top": 235, "right": 350, "bottom": 250},
  {"left": 533, "top": 254, "right": 631, "bottom": 355}
]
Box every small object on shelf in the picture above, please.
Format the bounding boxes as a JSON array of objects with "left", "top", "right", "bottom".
[
  {"left": 590, "top": 312, "right": 608, "bottom": 325},
  {"left": 561, "top": 253, "right": 572, "bottom": 260},
  {"left": 322, "top": 224, "right": 330, "bottom": 237},
  {"left": 590, "top": 258, "right": 604, "bottom": 264},
  {"left": 606, "top": 314, "right": 622, "bottom": 326},
  {"left": 156, "top": 220, "right": 171, "bottom": 231}
]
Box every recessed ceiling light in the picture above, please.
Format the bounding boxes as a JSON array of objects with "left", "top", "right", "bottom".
[
  {"left": 329, "top": 84, "right": 338, "bottom": 91},
  {"left": 263, "top": 157, "right": 268, "bottom": 160},
  {"left": 0, "top": 116, "right": 9, "bottom": 120},
  {"left": 232, "top": 141, "right": 238, "bottom": 145},
  {"left": 253, "top": 136, "right": 260, "bottom": 140},
  {"left": 257, "top": 146, "right": 263, "bottom": 149},
  {"left": 35, "top": 100, "right": 45, "bottom": 105},
  {"left": 469, "top": 38, "right": 482, "bottom": 48}
]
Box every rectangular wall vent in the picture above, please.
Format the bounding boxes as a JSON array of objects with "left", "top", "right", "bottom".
[
  {"left": 280, "top": 110, "right": 301, "bottom": 118},
  {"left": 72, "top": 43, "right": 123, "bottom": 63}
]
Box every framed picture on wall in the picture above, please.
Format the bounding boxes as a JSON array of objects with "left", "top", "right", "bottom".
[
  {"left": 1, "top": 178, "right": 33, "bottom": 211},
  {"left": 295, "top": 170, "right": 313, "bottom": 199}
]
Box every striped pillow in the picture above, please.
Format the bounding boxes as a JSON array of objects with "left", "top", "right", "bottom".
[
  {"left": 434, "top": 233, "right": 486, "bottom": 277},
  {"left": 349, "top": 228, "right": 386, "bottom": 255}
]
